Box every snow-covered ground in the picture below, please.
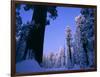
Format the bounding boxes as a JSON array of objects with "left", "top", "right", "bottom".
[
  {"left": 16, "top": 58, "right": 90, "bottom": 74},
  {"left": 16, "top": 59, "right": 70, "bottom": 73},
  {"left": 16, "top": 59, "right": 44, "bottom": 73}
]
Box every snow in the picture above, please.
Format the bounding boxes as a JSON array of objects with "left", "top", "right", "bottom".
[
  {"left": 16, "top": 58, "right": 92, "bottom": 74},
  {"left": 16, "top": 59, "right": 43, "bottom": 73}
]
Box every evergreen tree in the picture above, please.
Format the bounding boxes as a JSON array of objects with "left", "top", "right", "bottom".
[
  {"left": 74, "top": 8, "right": 95, "bottom": 68},
  {"left": 59, "top": 46, "right": 66, "bottom": 67},
  {"left": 75, "top": 14, "right": 89, "bottom": 68},
  {"left": 22, "top": 4, "right": 58, "bottom": 64},
  {"left": 65, "top": 26, "right": 73, "bottom": 68},
  {"left": 80, "top": 8, "right": 95, "bottom": 67},
  {"left": 16, "top": 4, "right": 23, "bottom": 62},
  {"left": 48, "top": 52, "right": 55, "bottom": 68}
]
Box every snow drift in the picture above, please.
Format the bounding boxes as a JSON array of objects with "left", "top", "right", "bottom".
[{"left": 16, "top": 59, "right": 43, "bottom": 73}]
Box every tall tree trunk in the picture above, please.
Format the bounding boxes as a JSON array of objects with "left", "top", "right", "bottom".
[
  {"left": 67, "top": 39, "right": 72, "bottom": 63},
  {"left": 82, "top": 37, "right": 89, "bottom": 65},
  {"left": 23, "top": 6, "right": 47, "bottom": 64},
  {"left": 23, "top": 44, "right": 28, "bottom": 60}
]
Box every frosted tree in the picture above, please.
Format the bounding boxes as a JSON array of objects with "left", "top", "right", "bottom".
[
  {"left": 80, "top": 8, "right": 96, "bottom": 67},
  {"left": 54, "top": 53, "right": 60, "bottom": 68},
  {"left": 16, "top": 4, "right": 22, "bottom": 35},
  {"left": 47, "top": 52, "right": 55, "bottom": 68},
  {"left": 74, "top": 8, "right": 96, "bottom": 68},
  {"left": 16, "top": 4, "right": 23, "bottom": 62},
  {"left": 58, "top": 46, "right": 66, "bottom": 67},
  {"left": 72, "top": 33, "right": 81, "bottom": 67},
  {"left": 65, "top": 26, "right": 73, "bottom": 69},
  {"left": 42, "top": 55, "right": 48, "bottom": 68},
  {"left": 62, "top": 46, "right": 66, "bottom": 67},
  {"left": 16, "top": 4, "right": 34, "bottom": 62},
  {"left": 42, "top": 52, "right": 59, "bottom": 68},
  {"left": 75, "top": 14, "right": 89, "bottom": 68}
]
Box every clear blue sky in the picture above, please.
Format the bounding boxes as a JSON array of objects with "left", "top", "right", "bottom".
[
  {"left": 44, "top": 7, "right": 81, "bottom": 55},
  {"left": 18, "top": 5, "right": 81, "bottom": 55}
]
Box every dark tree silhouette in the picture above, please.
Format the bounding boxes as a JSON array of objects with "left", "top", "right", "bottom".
[
  {"left": 80, "top": 8, "right": 95, "bottom": 67},
  {"left": 16, "top": 4, "right": 22, "bottom": 34},
  {"left": 16, "top": 4, "right": 23, "bottom": 62},
  {"left": 22, "top": 5, "right": 58, "bottom": 64}
]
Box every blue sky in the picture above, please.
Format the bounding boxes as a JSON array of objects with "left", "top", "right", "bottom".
[
  {"left": 18, "top": 5, "right": 81, "bottom": 55},
  {"left": 44, "top": 7, "right": 81, "bottom": 55}
]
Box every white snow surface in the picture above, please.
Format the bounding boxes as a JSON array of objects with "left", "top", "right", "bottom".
[
  {"left": 16, "top": 59, "right": 43, "bottom": 73},
  {"left": 16, "top": 59, "right": 90, "bottom": 74}
]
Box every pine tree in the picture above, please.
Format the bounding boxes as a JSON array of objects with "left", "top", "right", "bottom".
[
  {"left": 74, "top": 8, "right": 95, "bottom": 68},
  {"left": 59, "top": 46, "right": 66, "bottom": 67},
  {"left": 16, "top": 4, "right": 23, "bottom": 62},
  {"left": 80, "top": 8, "right": 95, "bottom": 67},
  {"left": 48, "top": 52, "right": 55, "bottom": 68},
  {"left": 65, "top": 26, "right": 73, "bottom": 68}
]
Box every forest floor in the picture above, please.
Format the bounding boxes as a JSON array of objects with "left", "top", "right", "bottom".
[{"left": 16, "top": 58, "right": 92, "bottom": 74}]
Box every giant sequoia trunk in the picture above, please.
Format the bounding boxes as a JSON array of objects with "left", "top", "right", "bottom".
[{"left": 23, "top": 6, "right": 47, "bottom": 64}]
